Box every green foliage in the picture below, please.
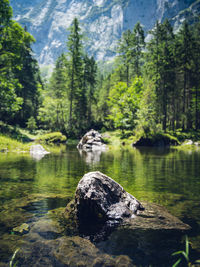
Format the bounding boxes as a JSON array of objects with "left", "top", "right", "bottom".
[
  {"left": 0, "top": 0, "right": 12, "bottom": 25},
  {"left": 1, "top": 2, "right": 200, "bottom": 138},
  {"left": 107, "top": 77, "right": 143, "bottom": 132},
  {"left": 0, "top": 134, "right": 30, "bottom": 152},
  {"left": 145, "top": 19, "right": 176, "bottom": 131},
  {"left": 0, "top": 121, "right": 31, "bottom": 142},
  {"left": 117, "top": 22, "right": 145, "bottom": 85},
  {"left": 66, "top": 18, "right": 86, "bottom": 136},
  {"left": 135, "top": 80, "right": 159, "bottom": 137},
  {"left": 172, "top": 130, "right": 200, "bottom": 143},
  {"left": 0, "top": 0, "right": 42, "bottom": 126},
  {"left": 38, "top": 54, "right": 69, "bottom": 132},
  {"left": 26, "top": 116, "right": 37, "bottom": 133},
  {"left": 83, "top": 55, "right": 97, "bottom": 127},
  {"left": 35, "top": 132, "right": 67, "bottom": 144}
]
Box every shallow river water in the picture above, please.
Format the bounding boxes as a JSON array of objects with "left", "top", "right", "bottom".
[{"left": 0, "top": 145, "right": 200, "bottom": 266}]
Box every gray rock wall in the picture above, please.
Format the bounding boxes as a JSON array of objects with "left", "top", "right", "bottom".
[{"left": 10, "top": 0, "right": 199, "bottom": 66}]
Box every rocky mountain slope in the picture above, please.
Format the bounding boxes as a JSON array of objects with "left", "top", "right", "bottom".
[{"left": 10, "top": 0, "right": 200, "bottom": 66}]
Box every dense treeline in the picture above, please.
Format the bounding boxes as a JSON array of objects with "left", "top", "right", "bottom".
[
  {"left": 42, "top": 17, "right": 200, "bottom": 137},
  {"left": 98, "top": 19, "right": 200, "bottom": 137},
  {"left": 1, "top": 0, "right": 200, "bottom": 138}
]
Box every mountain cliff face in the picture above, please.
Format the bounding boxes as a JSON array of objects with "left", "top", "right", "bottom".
[{"left": 10, "top": 0, "right": 200, "bottom": 65}]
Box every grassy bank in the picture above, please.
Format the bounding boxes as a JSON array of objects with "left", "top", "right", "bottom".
[
  {"left": 101, "top": 129, "right": 200, "bottom": 149},
  {"left": 1, "top": 121, "right": 200, "bottom": 154},
  {"left": 0, "top": 135, "right": 31, "bottom": 153},
  {"left": 101, "top": 130, "right": 136, "bottom": 147},
  {"left": 0, "top": 122, "right": 67, "bottom": 154}
]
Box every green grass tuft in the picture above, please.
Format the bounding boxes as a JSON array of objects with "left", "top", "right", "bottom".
[
  {"left": 35, "top": 132, "right": 67, "bottom": 144},
  {"left": 0, "top": 135, "right": 31, "bottom": 153}
]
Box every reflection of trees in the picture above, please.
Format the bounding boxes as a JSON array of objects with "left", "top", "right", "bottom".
[{"left": 97, "top": 147, "right": 200, "bottom": 205}]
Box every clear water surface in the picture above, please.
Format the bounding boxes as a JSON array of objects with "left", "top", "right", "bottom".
[{"left": 0, "top": 145, "right": 200, "bottom": 265}]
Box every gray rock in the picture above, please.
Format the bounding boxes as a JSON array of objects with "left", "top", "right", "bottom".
[
  {"left": 10, "top": 0, "right": 200, "bottom": 66},
  {"left": 77, "top": 130, "right": 107, "bottom": 151},
  {"left": 66, "top": 171, "right": 144, "bottom": 230},
  {"left": 194, "top": 141, "right": 200, "bottom": 146},
  {"left": 15, "top": 235, "right": 134, "bottom": 267},
  {"left": 183, "top": 139, "right": 193, "bottom": 145},
  {"left": 64, "top": 171, "right": 190, "bottom": 244},
  {"left": 30, "top": 144, "right": 50, "bottom": 160}
]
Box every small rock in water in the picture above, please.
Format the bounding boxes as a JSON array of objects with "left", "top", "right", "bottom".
[
  {"left": 30, "top": 144, "right": 50, "bottom": 160},
  {"left": 183, "top": 139, "right": 193, "bottom": 145},
  {"left": 30, "top": 144, "right": 49, "bottom": 154},
  {"left": 13, "top": 223, "right": 30, "bottom": 235}
]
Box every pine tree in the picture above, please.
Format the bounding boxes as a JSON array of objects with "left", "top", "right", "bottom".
[
  {"left": 14, "top": 27, "right": 43, "bottom": 127},
  {"left": 67, "top": 18, "right": 86, "bottom": 136},
  {"left": 48, "top": 53, "right": 68, "bottom": 131},
  {"left": 192, "top": 21, "right": 200, "bottom": 129},
  {"left": 132, "top": 22, "right": 145, "bottom": 77},
  {"left": 176, "top": 21, "right": 194, "bottom": 130},
  {"left": 83, "top": 55, "right": 97, "bottom": 127},
  {"left": 145, "top": 20, "right": 176, "bottom": 131},
  {"left": 117, "top": 29, "right": 133, "bottom": 86}
]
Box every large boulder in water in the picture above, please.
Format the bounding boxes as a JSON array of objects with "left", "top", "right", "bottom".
[
  {"left": 64, "top": 172, "right": 190, "bottom": 242},
  {"left": 65, "top": 171, "right": 144, "bottom": 235},
  {"left": 77, "top": 129, "right": 107, "bottom": 151}
]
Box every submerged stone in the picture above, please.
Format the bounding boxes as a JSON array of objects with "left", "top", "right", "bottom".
[
  {"left": 15, "top": 235, "right": 134, "bottom": 267},
  {"left": 13, "top": 223, "right": 30, "bottom": 235},
  {"left": 97, "top": 202, "right": 191, "bottom": 266}
]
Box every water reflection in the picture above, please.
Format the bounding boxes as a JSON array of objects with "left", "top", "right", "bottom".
[
  {"left": 78, "top": 148, "right": 102, "bottom": 164},
  {"left": 30, "top": 153, "right": 46, "bottom": 161}
]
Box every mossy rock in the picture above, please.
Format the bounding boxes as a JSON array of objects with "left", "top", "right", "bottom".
[
  {"left": 133, "top": 133, "right": 179, "bottom": 147},
  {"left": 35, "top": 132, "right": 67, "bottom": 144}
]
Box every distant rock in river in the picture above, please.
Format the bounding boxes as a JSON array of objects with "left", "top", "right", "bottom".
[{"left": 77, "top": 129, "right": 107, "bottom": 151}]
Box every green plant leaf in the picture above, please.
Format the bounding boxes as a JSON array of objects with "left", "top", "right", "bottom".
[
  {"left": 181, "top": 251, "right": 189, "bottom": 262},
  {"left": 172, "top": 251, "right": 183, "bottom": 256},
  {"left": 172, "top": 258, "right": 182, "bottom": 267},
  {"left": 185, "top": 236, "right": 189, "bottom": 257}
]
